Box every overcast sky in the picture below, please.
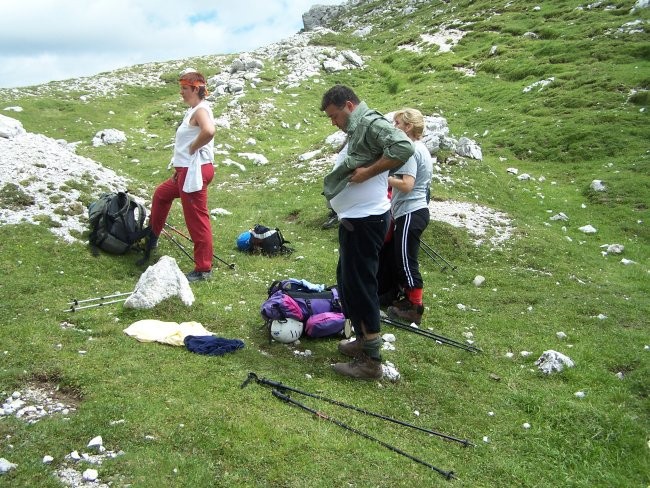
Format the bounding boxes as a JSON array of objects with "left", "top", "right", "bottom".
[{"left": 0, "top": 0, "right": 344, "bottom": 89}]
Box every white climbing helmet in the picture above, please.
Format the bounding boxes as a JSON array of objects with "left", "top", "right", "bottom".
[{"left": 270, "top": 318, "right": 304, "bottom": 343}]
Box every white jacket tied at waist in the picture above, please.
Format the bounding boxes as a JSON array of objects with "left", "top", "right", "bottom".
[{"left": 172, "top": 100, "right": 214, "bottom": 168}]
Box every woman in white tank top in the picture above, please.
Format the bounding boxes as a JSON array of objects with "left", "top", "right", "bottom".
[{"left": 141, "top": 70, "right": 217, "bottom": 282}]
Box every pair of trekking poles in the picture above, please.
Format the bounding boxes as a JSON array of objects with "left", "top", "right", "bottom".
[
  {"left": 420, "top": 239, "right": 457, "bottom": 272},
  {"left": 380, "top": 311, "right": 481, "bottom": 353},
  {"left": 242, "top": 372, "right": 471, "bottom": 480},
  {"left": 161, "top": 223, "right": 235, "bottom": 269}
]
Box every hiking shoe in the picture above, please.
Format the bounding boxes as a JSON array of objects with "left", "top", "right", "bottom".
[
  {"left": 321, "top": 211, "right": 339, "bottom": 229},
  {"left": 338, "top": 337, "right": 364, "bottom": 358},
  {"left": 136, "top": 230, "right": 159, "bottom": 266},
  {"left": 332, "top": 355, "right": 382, "bottom": 380},
  {"left": 387, "top": 303, "right": 424, "bottom": 325},
  {"left": 186, "top": 270, "right": 212, "bottom": 282}
]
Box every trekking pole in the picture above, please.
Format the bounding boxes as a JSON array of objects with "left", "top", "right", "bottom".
[
  {"left": 65, "top": 298, "right": 128, "bottom": 312},
  {"left": 380, "top": 312, "right": 481, "bottom": 353},
  {"left": 161, "top": 228, "right": 195, "bottom": 264},
  {"left": 241, "top": 372, "right": 472, "bottom": 447},
  {"left": 271, "top": 389, "right": 456, "bottom": 480},
  {"left": 165, "top": 223, "right": 235, "bottom": 269},
  {"left": 419, "top": 243, "right": 448, "bottom": 271},
  {"left": 420, "top": 241, "right": 457, "bottom": 272},
  {"left": 68, "top": 292, "right": 132, "bottom": 307}
]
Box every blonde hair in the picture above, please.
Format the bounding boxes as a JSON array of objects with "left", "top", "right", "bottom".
[{"left": 394, "top": 108, "right": 425, "bottom": 140}]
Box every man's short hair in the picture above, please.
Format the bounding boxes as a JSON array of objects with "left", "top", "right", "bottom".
[{"left": 321, "top": 85, "right": 360, "bottom": 111}]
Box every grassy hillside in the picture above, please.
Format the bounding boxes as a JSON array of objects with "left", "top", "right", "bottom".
[{"left": 0, "top": 0, "right": 648, "bottom": 486}]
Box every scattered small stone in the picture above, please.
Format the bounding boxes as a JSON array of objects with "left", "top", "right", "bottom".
[
  {"left": 382, "top": 333, "right": 396, "bottom": 343},
  {"left": 523, "top": 422, "right": 531, "bottom": 429},
  {"left": 483, "top": 436, "right": 490, "bottom": 443},
  {"left": 43, "top": 455, "right": 54, "bottom": 464},
  {"left": 620, "top": 258, "right": 636, "bottom": 265},
  {"left": 473, "top": 275, "right": 485, "bottom": 287},
  {"left": 489, "top": 373, "right": 501, "bottom": 381},
  {"left": 578, "top": 225, "right": 597, "bottom": 234},
  {"left": 82, "top": 468, "right": 99, "bottom": 481},
  {"left": 488, "top": 411, "right": 495, "bottom": 416},
  {"left": 535, "top": 350, "right": 575, "bottom": 374},
  {"left": 615, "top": 372, "right": 625, "bottom": 380},
  {"left": 0, "top": 458, "right": 17, "bottom": 473},
  {"left": 413, "top": 410, "right": 420, "bottom": 417},
  {"left": 550, "top": 212, "right": 569, "bottom": 221},
  {"left": 382, "top": 361, "right": 400, "bottom": 381},
  {"left": 574, "top": 391, "right": 586, "bottom": 398},
  {"left": 590, "top": 180, "right": 607, "bottom": 192},
  {"left": 457, "top": 303, "right": 467, "bottom": 311},
  {"left": 556, "top": 331, "right": 567, "bottom": 340},
  {"left": 520, "top": 351, "right": 532, "bottom": 357},
  {"left": 601, "top": 243, "right": 624, "bottom": 254},
  {"left": 87, "top": 436, "right": 103, "bottom": 450},
  {"left": 596, "top": 314, "right": 607, "bottom": 320},
  {"left": 507, "top": 167, "right": 519, "bottom": 175}
]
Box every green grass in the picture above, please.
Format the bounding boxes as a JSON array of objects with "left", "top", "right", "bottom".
[{"left": 0, "top": 0, "right": 649, "bottom": 486}]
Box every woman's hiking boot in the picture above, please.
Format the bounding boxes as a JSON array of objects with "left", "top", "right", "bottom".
[
  {"left": 136, "top": 227, "right": 159, "bottom": 266},
  {"left": 186, "top": 270, "right": 212, "bottom": 282},
  {"left": 387, "top": 301, "right": 424, "bottom": 325}
]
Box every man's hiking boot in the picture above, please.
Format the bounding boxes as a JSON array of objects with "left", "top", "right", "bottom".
[
  {"left": 332, "top": 354, "right": 382, "bottom": 380},
  {"left": 387, "top": 302, "right": 424, "bottom": 325},
  {"left": 391, "top": 296, "right": 412, "bottom": 310},
  {"left": 338, "top": 337, "right": 364, "bottom": 358},
  {"left": 186, "top": 270, "right": 212, "bottom": 282},
  {"left": 321, "top": 210, "right": 339, "bottom": 229}
]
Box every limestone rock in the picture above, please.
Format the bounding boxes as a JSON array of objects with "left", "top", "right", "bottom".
[
  {"left": 535, "top": 350, "right": 575, "bottom": 374},
  {"left": 124, "top": 256, "right": 194, "bottom": 309}
]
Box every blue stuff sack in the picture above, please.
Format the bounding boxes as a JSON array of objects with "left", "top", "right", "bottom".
[{"left": 305, "top": 312, "right": 346, "bottom": 338}]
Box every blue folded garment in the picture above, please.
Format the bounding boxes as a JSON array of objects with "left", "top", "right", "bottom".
[{"left": 184, "top": 335, "right": 245, "bottom": 356}]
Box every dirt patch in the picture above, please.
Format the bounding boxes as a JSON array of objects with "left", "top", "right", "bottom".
[{"left": 1, "top": 378, "right": 80, "bottom": 424}]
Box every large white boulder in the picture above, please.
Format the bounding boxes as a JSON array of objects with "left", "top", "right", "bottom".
[{"left": 124, "top": 256, "right": 194, "bottom": 309}]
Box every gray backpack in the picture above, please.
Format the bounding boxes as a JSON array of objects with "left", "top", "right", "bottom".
[{"left": 87, "top": 192, "right": 147, "bottom": 255}]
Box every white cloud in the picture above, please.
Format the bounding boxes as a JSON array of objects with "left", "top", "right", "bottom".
[{"left": 0, "top": 0, "right": 344, "bottom": 88}]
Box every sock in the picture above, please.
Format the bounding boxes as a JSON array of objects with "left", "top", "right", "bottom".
[
  {"left": 362, "top": 337, "right": 382, "bottom": 361},
  {"left": 407, "top": 288, "right": 423, "bottom": 306}
]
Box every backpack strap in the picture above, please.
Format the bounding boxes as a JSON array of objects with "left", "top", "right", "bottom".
[{"left": 251, "top": 227, "right": 277, "bottom": 240}]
